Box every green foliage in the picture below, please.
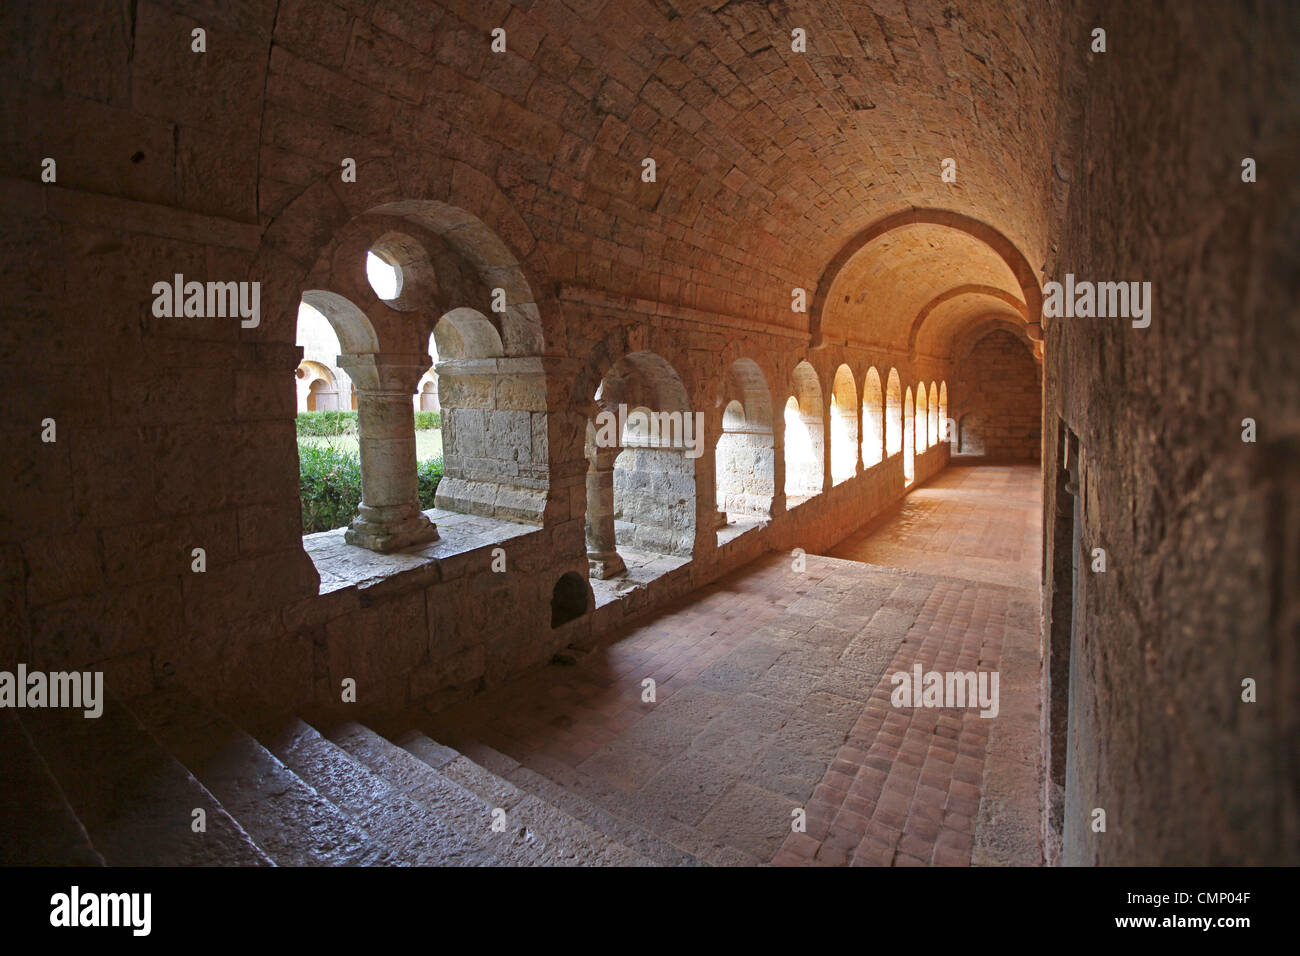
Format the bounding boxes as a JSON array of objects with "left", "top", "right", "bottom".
[
  {"left": 297, "top": 409, "right": 439, "bottom": 435},
  {"left": 298, "top": 441, "right": 362, "bottom": 533},
  {"left": 417, "top": 456, "right": 444, "bottom": 508},
  {"left": 299, "top": 442, "right": 443, "bottom": 534},
  {"left": 295, "top": 410, "right": 357, "bottom": 437}
]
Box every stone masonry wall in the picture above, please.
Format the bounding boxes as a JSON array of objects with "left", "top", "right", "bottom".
[
  {"left": 1044, "top": 0, "right": 1298, "bottom": 866},
  {"left": 952, "top": 329, "right": 1042, "bottom": 460}
]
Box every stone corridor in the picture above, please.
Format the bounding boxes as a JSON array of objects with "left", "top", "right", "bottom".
[
  {"left": 5, "top": 0, "right": 1292, "bottom": 874},
  {"left": 422, "top": 465, "right": 1043, "bottom": 865}
]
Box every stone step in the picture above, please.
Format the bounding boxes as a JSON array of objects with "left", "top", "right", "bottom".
[
  {"left": 331, "top": 721, "right": 648, "bottom": 866},
  {"left": 396, "top": 731, "right": 655, "bottom": 867},
  {"left": 131, "top": 689, "right": 391, "bottom": 866},
  {"left": 0, "top": 710, "right": 103, "bottom": 865},
  {"left": 20, "top": 696, "right": 272, "bottom": 866},
  {"left": 486, "top": 739, "right": 759, "bottom": 867},
  {"left": 253, "top": 716, "right": 498, "bottom": 867},
  {"left": 452, "top": 737, "right": 701, "bottom": 867}
]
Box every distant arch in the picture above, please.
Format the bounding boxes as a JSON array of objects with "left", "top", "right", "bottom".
[
  {"left": 928, "top": 381, "right": 939, "bottom": 447},
  {"left": 830, "top": 364, "right": 859, "bottom": 484},
  {"left": 809, "top": 208, "right": 1044, "bottom": 348},
  {"left": 904, "top": 387, "right": 915, "bottom": 484},
  {"left": 862, "top": 367, "right": 884, "bottom": 467},
  {"left": 886, "top": 368, "right": 903, "bottom": 456}
]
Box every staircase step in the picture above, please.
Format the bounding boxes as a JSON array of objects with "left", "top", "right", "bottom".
[
  {"left": 131, "top": 689, "right": 390, "bottom": 866},
  {"left": 453, "top": 737, "right": 701, "bottom": 867},
  {"left": 253, "top": 717, "right": 498, "bottom": 867},
  {"left": 333, "top": 722, "right": 649, "bottom": 866},
  {"left": 20, "top": 697, "right": 271, "bottom": 866},
  {"left": 399, "top": 732, "right": 652, "bottom": 866},
  {"left": 0, "top": 710, "right": 103, "bottom": 865},
  {"left": 488, "top": 741, "right": 759, "bottom": 867}
]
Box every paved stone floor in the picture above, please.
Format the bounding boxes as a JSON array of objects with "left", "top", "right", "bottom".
[{"left": 428, "top": 464, "right": 1044, "bottom": 865}]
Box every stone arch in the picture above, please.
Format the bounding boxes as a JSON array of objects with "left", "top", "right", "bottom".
[
  {"left": 585, "top": 351, "right": 698, "bottom": 571},
  {"left": 785, "top": 361, "right": 825, "bottom": 502},
  {"left": 433, "top": 306, "right": 505, "bottom": 360},
  {"left": 285, "top": 191, "right": 555, "bottom": 546},
  {"left": 716, "top": 358, "right": 775, "bottom": 518},
  {"left": 939, "top": 382, "right": 949, "bottom": 443},
  {"left": 904, "top": 387, "right": 916, "bottom": 484},
  {"left": 255, "top": 156, "right": 554, "bottom": 353},
  {"left": 917, "top": 382, "right": 929, "bottom": 450},
  {"left": 862, "top": 367, "right": 884, "bottom": 467},
  {"left": 299, "top": 290, "right": 379, "bottom": 355},
  {"left": 830, "top": 364, "right": 859, "bottom": 485},
  {"left": 886, "top": 368, "right": 903, "bottom": 457},
  {"left": 305, "top": 375, "right": 338, "bottom": 412},
  {"left": 929, "top": 381, "right": 940, "bottom": 448},
  {"left": 906, "top": 284, "right": 1028, "bottom": 360},
  {"left": 809, "top": 209, "right": 1044, "bottom": 350}
]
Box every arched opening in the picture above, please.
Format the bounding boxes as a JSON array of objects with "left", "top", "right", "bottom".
[
  {"left": 715, "top": 359, "right": 774, "bottom": 525},
  {"left": 830, "top": 364, "right": 858, "bottom": 485},
  {"left": 904, "top": 387, "right": 915, "bottom": 485},
  {"left": 929, "top": 381, "right": 940, "bottom": 448},
  {"left": 886, "top": 368, "right": 903, "bottom": 457},
  {"left": 784, "top": 361, "right": 824, "bottom": 505},
  {"left": 917, "top": 382, "right": 929, "bottom": 450},
  {"left": 294, "top": 294, "right": 378, "bottom": 538},
  {"left": 939, "top": 382, "right": 949, "bottom": 443},
  {"left": 306, "top": 377, "right": 331, "bottom": 412},
  {"left": 550, "top": 572, "right": 591, "bottom": 628},
  {"left": 585, "top": 351, "right": 697, "bottom": 580},
  {"left": 417, "top": 378, "right": 439, "bottom": 412},
  {"left": 365, "top": 250, "right": 401, "bottom": 301},
  {"left": 861, "top": 367, "right": 884, "bottom": 467},
  {"left": 295, "top": 304, "right": 353, "bottom": 415},
  {"left": 430, "top": 304, "right": 548, "bottom": 524}
]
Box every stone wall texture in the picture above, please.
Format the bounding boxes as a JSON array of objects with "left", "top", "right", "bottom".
[
  {"left": 1043, "top": 0, "right": 1299, "bottom": 865},
  {"left": 953, "top": 329, "right": 1042, "bottom": 460}
]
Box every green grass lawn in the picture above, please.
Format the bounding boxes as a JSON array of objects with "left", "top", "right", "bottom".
[{"left": 298, "top": 428, "right": 443, "bottom": 461}]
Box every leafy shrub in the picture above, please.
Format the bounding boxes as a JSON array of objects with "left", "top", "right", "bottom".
[
  {"left": 296, "top": 410, "right": 357, "bottom": 437},
  {"left": 413, "top": 410, "right": 441, "bottom": 430},
  {"left": 299, "top": 443, "right": 443, "bottom": 534},
  {"left": 299, "top": 442, "right": 362, "bottom": 533},
  {"left": 417, "top": 456, "right": 444, "bottom": 508}
]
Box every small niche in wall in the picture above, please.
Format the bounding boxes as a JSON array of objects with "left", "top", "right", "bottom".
[{"left": 551, "top": 572, "right": 590, "bottom": 628}]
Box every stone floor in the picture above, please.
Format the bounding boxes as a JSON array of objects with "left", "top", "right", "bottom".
[{"left": 427, "top": 464, "right": 1044, "bottom": 865}]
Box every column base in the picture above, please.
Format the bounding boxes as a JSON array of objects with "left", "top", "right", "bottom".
[
  {"left": 345, "top": 504, "right": 439, "bottom": 554},
  {"left": 587, "top": 549, "right": 626, "bottom": 580}
]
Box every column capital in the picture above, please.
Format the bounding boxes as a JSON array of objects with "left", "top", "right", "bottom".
[{"left": 338, "top": 353, "right": 429, "bottom": 394}]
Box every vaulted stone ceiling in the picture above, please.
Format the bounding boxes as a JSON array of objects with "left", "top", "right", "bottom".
[{"left": 10, "top": 0, "right": 1075, "bottom": 354}]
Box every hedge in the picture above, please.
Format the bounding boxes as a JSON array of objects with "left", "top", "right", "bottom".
[
  {"left": 296, "top": 411, "right": 356, "bottom": 437},
  {"left": 297, "top": 409, "right": 441, "bottom": 436},
  {"left": 413, "top": 410, "right": 442, "bottom": 430},
  {"left": 300, "top": 443, "right": 443, "bottom": 534}
]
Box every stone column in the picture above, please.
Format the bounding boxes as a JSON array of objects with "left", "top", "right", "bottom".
[
  {"left": 585, "top": 447, "right": 625, "bottom": 579},
  {"left": 338, "top": 353, "right": 439, "bottom": 553}
]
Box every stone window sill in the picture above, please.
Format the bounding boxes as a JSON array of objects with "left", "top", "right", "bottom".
[{"left": 304, "top": 508, "right": 539, "bottom": 596}]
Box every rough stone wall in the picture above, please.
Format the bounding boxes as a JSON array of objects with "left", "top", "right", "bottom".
[
  {"left": 1044, "top": 0, "right": 1299, "bottom": 865},
  {"left": 716, "top": 429, "right": 775, "bottom": 515},
  {"left": 952, "top": 329, "right": 1042, "bottom": 460},
  {"left": 612, "top": 446, "right": 696, "bottom": 556}
]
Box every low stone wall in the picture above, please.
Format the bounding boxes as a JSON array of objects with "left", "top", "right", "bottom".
[{"left": 127, "top": 441, "right": 949, "bottom": 725}]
